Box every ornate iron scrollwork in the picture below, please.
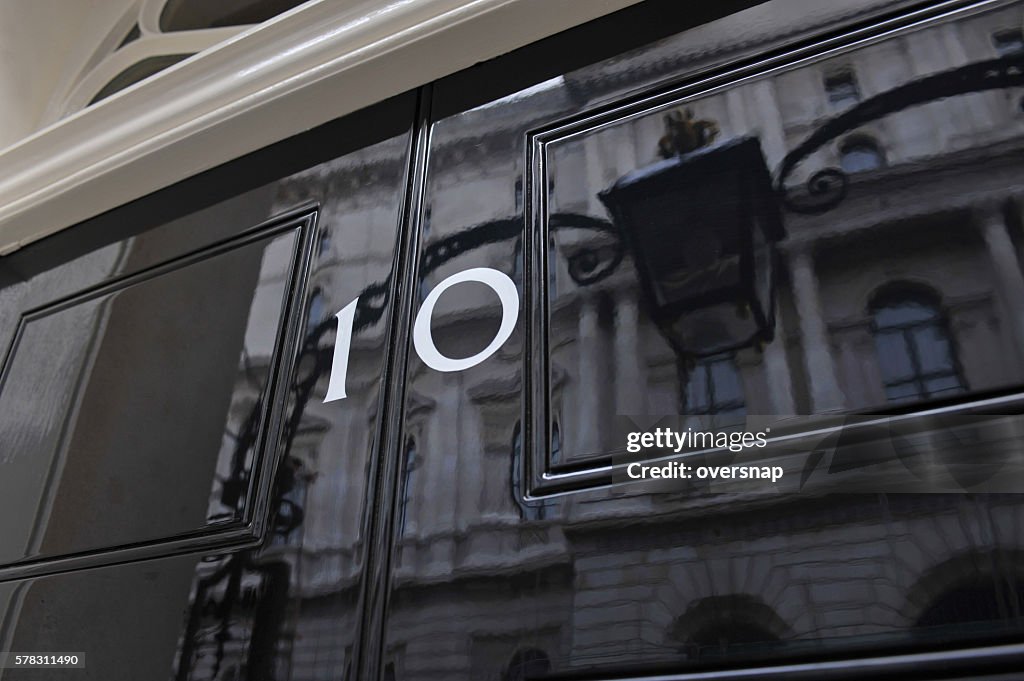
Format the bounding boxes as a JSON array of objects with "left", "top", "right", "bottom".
[{"left": 776, "top": 52, "right": 1024, "bottom": 214}]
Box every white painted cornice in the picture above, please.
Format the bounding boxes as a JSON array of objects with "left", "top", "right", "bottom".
[{"left": 0, "top": 0, "right": 641, "bottom": 255}]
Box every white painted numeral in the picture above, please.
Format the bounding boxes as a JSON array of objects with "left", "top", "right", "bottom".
[
  {"left": 413, "top": 267, "right": 519, "bottom": 372},
  {"left": 323, "top": 267, "right": 520, "bottom": 402},
  {"left": 324, "top": 297, "right": 358, "bottom": 403}
]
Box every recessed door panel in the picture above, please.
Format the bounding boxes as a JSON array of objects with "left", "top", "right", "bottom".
[{"left": 384, "top": 2, "right": 1024, "bottom": 679}]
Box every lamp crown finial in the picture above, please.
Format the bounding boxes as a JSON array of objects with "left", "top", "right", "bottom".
[{"left": 658, "top": 107, "right": 720, "bottom": 159}]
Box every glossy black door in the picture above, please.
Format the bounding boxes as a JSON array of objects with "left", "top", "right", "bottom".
[
  {"left": 4, "top": 1, "right": 1024, "bottom": 679},
  {"left": 383, "top": 1, "right": 1024, "bottom": 679},
  {"left": 0, "top": 94, "right": 416, "bottom": 679}
]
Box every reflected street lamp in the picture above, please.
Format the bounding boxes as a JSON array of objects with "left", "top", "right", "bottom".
[{"left": 599, "top": 134, "right": 785, "bottom": 359}]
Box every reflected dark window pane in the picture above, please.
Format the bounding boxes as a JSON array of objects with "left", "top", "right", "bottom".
[
  {"left": 885, "top": 381, "right": 920, "bottom": 402},
  {"left": 825, "top": 70, "right": 861, "bottom": 108},
  {"left": 685, "top": 354, "right": 746, "bottom": 416},
  {"left": 840, "top": 138, "right": 885, "bottom": 172},
  {"left": 993, "top": 29, "right": 1024, "bottom": 56},
  {"left": 924, "top": 374, "right": 963, "bottom": 397},
  {"left": 875, "top": 331, "right": 916, "bottom": 383},
  {"left": 686, "top": 362, "right": 711, "bottom": 413},
  {"left": 912, "top": 326, "right": 955, "bottom": 375},
  {"left": 709, "top": 357, "right": 743, "bottom": 404},
  {"left": 872, "top": 288, "right": 964, "bottom": 402},
  {"left": 874, "top": 300, "right": 939, "bottom": 327}
]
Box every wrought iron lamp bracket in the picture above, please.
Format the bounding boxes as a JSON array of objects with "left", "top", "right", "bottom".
[{"left": 776, "top": 52, "right": 1024, "bottom": 214}]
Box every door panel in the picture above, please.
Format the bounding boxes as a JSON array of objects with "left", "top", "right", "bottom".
[
  {"left": 385, "top": 2, "right": 1024, "bottom": 679},
  {"left": 0, "top": 94, "right": 417, "bottom": 679},
  {"left": 0, "top": 222, "right": 304, "bottom": 567}
]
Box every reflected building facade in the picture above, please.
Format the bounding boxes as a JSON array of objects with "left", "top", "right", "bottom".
[
  {"left": 1, "top": 1, "right": 1024, "bottom": 680},
  {"left": 297, "top": 2, "right": 1024, "bottom": 678}
]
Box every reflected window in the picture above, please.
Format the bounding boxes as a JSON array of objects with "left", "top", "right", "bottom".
[
  {"left": 824, "top": 70, "right": 861, "bottom": 108},
  {"left": 674, "top": 594, "right": 787, "bottom": 660},
  {"left": 840, "top": 137, "right": 885, "bottom": 173},
  {"left": 398, "top": 440, "right": 418, "bottom": 536},
  {"left": 993, "top": 29, "right": 1024, "bottom": 56},
  {"left": 684, "top": 353, "right": 746, "bottom": 419},
  {"left": 871, "top": 287, "right": 965, "bottom": 402}
]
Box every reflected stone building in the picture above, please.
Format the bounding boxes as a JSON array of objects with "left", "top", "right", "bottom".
[
  {"left": 2, "top": 1, "right": 1023, "bottom": 680},
  {"left": 248, "top": 1, "right": 1024, "bottom": 679}
]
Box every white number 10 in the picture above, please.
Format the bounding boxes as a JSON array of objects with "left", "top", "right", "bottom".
[{"left": 324, "top": 267, "right": 519, "bottom": 402}]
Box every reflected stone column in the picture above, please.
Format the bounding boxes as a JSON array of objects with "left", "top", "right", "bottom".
[
  {"left": 978, "top": 202, "right": 1024, "bottom": 363},
  {"left": 614, "top": 292, "right": 645, "bottom": 414},
  {"left": 788, "top": 244, "right": 844, "bottom": 412},
  {"left": 761, "top": 303, "right": 797, "bottom": 415},
  {"left": 577, "top": 297, "right": 602, "bottom": 454}
]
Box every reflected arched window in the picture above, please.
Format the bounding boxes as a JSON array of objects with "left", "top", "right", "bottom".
[
  {"left": 673, "top": 595, "right": 786, "bottom": 661},
  {"left": 503, "top": 648, "right": 550, "bottom": 681},
  {"left": 398, "top": 439, "right": 418, "bottom": 536},
  {"left": 871, "top": 286, "right": 965, "bottom": 402},
  {"left": 840, "top": 137, "right": 885, "bottom": 173},
  {"left": 684, "top": 353, "right": 745, "bottom": 421}
]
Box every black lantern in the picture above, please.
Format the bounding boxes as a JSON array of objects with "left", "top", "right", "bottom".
[{"left": 599, "top": 135, "right": 785, "bottom": 359}]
